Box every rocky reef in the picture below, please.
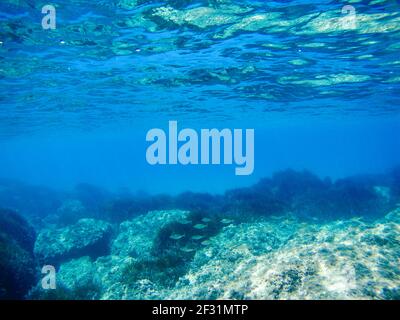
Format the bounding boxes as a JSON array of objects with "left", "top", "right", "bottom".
[
  {"left": 171, "top": 209, "right": 400, "bottom": 299},
  {"left": 0, "top": 208, "right": 36, "bottom": 299},
  {"left": 34, "top": 218, "right": 112, "bottom": 266},
  {"left": 1, "top": 169, "right": 400, "bottom": 300},
  {"left": 112, "top": 209, "right": 191, "bottom": 258},
  {"left": 26, "top": 206, "right": 400, "bottom": 300}
]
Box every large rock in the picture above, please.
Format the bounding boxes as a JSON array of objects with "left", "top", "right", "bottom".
[
  {"left": 112, "top": 210, "right": 190, "bottom": 258},
  {"left": 34, "top": 218, "right": 112, "bottom": 265},
  {"left": 170, "top": 210, "right": 400, "bottom": 299},
  {"left": 0, "top": 208, "right": 36, "bottom": 299},
  {"left": 28, "top": 256, "right": 102, "bottom": 300},
  {"left": 28, "top": 209, "right": 400, "bottom": 300},
  {"left": 28, "top": 254, "right": 170, "bottom": 300},
  {"left": 27, "top": 210, "right": 191, "bottom": 300}
]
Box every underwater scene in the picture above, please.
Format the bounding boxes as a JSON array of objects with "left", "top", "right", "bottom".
[{"left": 1, "top": 0, "right": 400, "bottom": 300}]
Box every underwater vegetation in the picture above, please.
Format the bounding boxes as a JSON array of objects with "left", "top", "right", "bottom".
[{"left": 0, "top": 168, "right": 400, "bottom": 300}]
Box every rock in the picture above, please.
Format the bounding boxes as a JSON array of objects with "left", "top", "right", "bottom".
[
  {"left": 34, "top": 218, "right": 112, "bottom": 265},
  {"left": 112, "top": 210, "right": 190, "bottom": 258},
  {"left": 384, "top": 208, "right": 400, "bottom": 223},
  {"left": 0, "top": 208, "right": 36, "bottom": 299},
  {"left": 30, "top": 210, "right": 192, "bottom": 300},
  {"left": 28, "top": 256, "right": 102, "bottom": 300},
  {"left": 28, "top": 256, "right": 101, "bottom": 300},
  {"left": 28, "top": 254, "right": 171, "bottom": 300},
  {"left": 95, "top": 255, "right": 171, "bottom": 300},
  {"left": 0, "top": 208, "right": 36, "bottom": 252},
  {"left": 26, "top": 209, "right": 400, "bottom": 300},
  {"left": 170, "top": 215, "right": 400, "bottom": 299},
  {"left": 56, "top": 256, "right": 101, "bottom": 299}
]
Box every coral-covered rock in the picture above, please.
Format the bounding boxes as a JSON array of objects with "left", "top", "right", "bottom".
[
  {"left": 34, "top": 218, "right": 112, "bottom": 265},
  {"left": 0, "top": 208, "right": 36, "bottom": 299}
]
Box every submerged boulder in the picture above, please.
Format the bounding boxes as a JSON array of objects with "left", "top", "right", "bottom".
[
  {"left": 34, "top": 218, "right": 112, "bottom": 266},
  {"left": 0, "top": 208, "right": 36, "bottom": 299},
  {"left": 112, "top": 209, "right": 191, "bottom": 258},
  {"left": 23, "top": 207, "right": 400, "bottom": 300},
  {"left": 28, "top": 256, "right": 102, "bottom": 300},
  {"left": 30, "top": 210, "right": 193, "bottom": 300},
  {"left": 0, "top": 208, "right": 36, "bottom": 252},
  {"left": 170, "top": 210, "right": 400, "bottom": 300}
]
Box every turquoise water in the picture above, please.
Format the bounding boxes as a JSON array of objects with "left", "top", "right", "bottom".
[{"left": 0, "top": 0, "right": 400, "bottom": 300}]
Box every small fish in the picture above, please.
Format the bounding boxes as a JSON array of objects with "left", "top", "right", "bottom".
[
  {"left": 170, "top": 233, "right": 185, "bottom": 240},
  {"left": 193, "top": 223, "right": 207, "bottom": 230},
  {"left": 191, "top": 235, "right": 205, "bottom": 240},
  {"left": 221, "top": 219, "right": 234, "bottom": 224},
  {"left": 201, "top": 218, "right": 212, "bottom": 223},
  {"left": 179, "top": 219, "right": 192, "bottom": 225},
  {"left": 180, "top": 246, "right": 195, "bottom": 253},
  {"left": 201, "top": 240, "right": 211, "bottom": 246}
]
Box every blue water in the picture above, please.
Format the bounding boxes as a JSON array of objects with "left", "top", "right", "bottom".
[
  {"left": 1, "top": 0, "right": 400, "bottom": 192},
  {"left": 1, "top": 0, "right": 400, "bottom": 300},
  {"left": 0, "top": 117, "right": 399, "bottom": 193}
]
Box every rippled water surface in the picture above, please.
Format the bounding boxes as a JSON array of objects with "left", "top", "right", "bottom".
[{"left": 1, "top": 0, "right": 400, "bottom": 136}]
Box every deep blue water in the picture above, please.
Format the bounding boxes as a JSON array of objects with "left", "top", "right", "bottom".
[
  {"left": 1, "top": 0, "right": 400, "bottom": 193},
  {"left": 0, "top": 117, "right": 399, "bottom": 193}
]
